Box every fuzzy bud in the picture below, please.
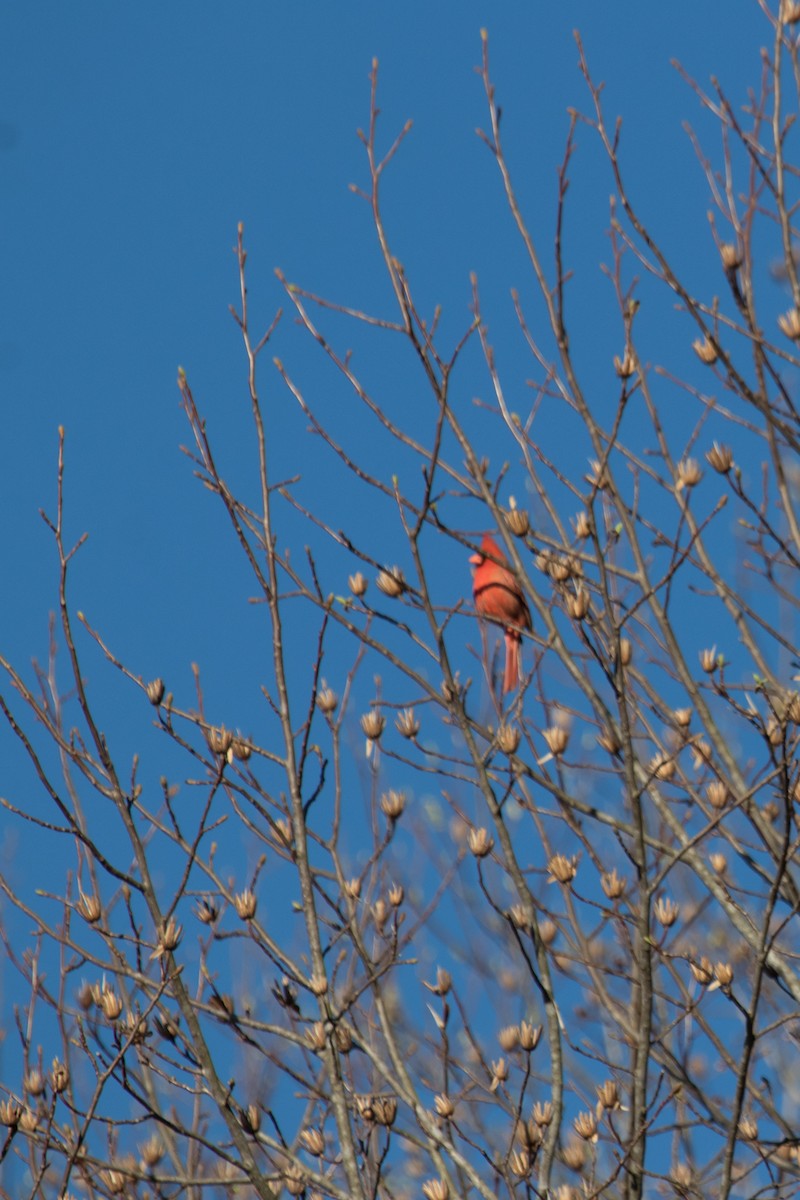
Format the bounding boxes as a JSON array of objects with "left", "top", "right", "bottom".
[
  {"left": 306, "top": 1022, "right": 327, "bottom": 1052},
  {"left": 207, "top": 726, "right": 233, "bottom": 756},
  {"left": 650, "top": 754, "right": 675, "bottom": 782},
  {"left": 719, "top": 242, "right": 742, "bottom": 271},
  {"left": 230, "top": 737, "right": 252, "bottom": 761},
  {"left": 572, "top": 510, "right": 591, "bottom": 539},
  {"left": 505, "top": 506, "right": 530, "bottom": 537},
  {"left": 601, "top": 869, "right": 627, "bottom": 900},
  {"left": 0, "top": 1100, "right": 21, "bottom": 1128},
  {"left": 543, "top": 726, "right": 569, "bottom": 758},
  {"left": 422, "top": 1181, "right": 449, "bottom": 1200},
  {"left": 547, "top": 854, "right": 577, "bottom": 885},
  {"left": 596, "top": 1079, "right": 620, "bottom": 1111},
  {"left": 519, "top": 1020, "right": 542, "bottom": 1051},
  {"left": 699, "top": 646, "right": 718, "bottom": 674},
  {"left": 597, "top": 727, "right": 621, "bottom": 755},
  {"left": 308, "top": 973, "right": 328, "bottom": 997},
  {"left": 675, "top": 457, "right": 703, "bottom": 491},
  {"left": 424, "top": 966, "right": 451, "bottom": 996},
  {"left": 76, "top": 891, "right": 102, "bottom": 924},
  {"left": 693, "top": 336, "right": 719, "bottom": 364},
  {"left": 234, "top": 889, "right": 258, "bottom": 921},
  {"left": 498, "top": 1024, "right": 520, "bottom": 1052},
  {"left": 360, "top": 710, "right": 386, "bottom": 742},
  {"left": 100, "top": 987, "right": 123, "bottom": 1021},
  {"left": 510, "top": 1150, "right": 531, "bottom": 1177},
  {"left": 490, "top": 1057, "right": 509, "bottom": 1089},
  {"left": 24, "top": 1071, "right": 45, "bottom": 1098},
  {"left": 316, "top": 686, "right": 338, "bottom": 714},
  {"left": 135, "top": 1136, "right": 163, "bottom": 1172},
  {"left": 705, "top": 780, "right": 728, "bottom": 810},
  {"left": 533, "top": 1101, "right": 554, "bottom": 1127},
  {"left": 573, "top": 1110, "right": 598, "bottom": 1141},
  {"left": 468, "top": 827, "right": 494, "bottom": 858},
  {"left": 49, "top": 1058, "right": 69, "bottom": 1095},
  {"left": 714, "top": 961, "right": 734, "bottom": 989},
  {"left": 690, "top": 956, "right": 714, "bottom": 986},
  {"left": 778, "top": 308, "right": 800, "bottom": 341},
  {"left": 586, "top": 459, "right": 610, "bottom": 489},
  {"left": 567, "top": 587, "right": 590, "bottom": 620},
  {"left": 380, "top": 789, "right": 406, "bottom": 820},
  {"left": 705, "top": 441, "right": 733, "bottom": 473},
  {"left": 562, "top": 1138, "right": 586, "bottom": 1170},
  {"left": 300, "top": 1127, "right": 325, "bottom": 1156},
  {"left": 395, "top": 707, "right": 420, "bottom": 738},
  {"left": 376, "top": 567, "right": 406, "bottom": 598},
  {"left": 372, "top": 1096, "right": 397, "bottom": 1127},
  {"left": 497, "top": 723, "right": 521, "bottom": 755},
  {"left": 654, "top": 897, "right": 680, "bottom": 927}
]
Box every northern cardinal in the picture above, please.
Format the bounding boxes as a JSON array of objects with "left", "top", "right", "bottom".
[{"left": 470, "top": 533, "right": 532, "bottom": 693}]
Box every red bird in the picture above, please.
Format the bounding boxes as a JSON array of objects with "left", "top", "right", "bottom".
[{"left": 470, "top": 533, "right": 532, "bottom": 693}]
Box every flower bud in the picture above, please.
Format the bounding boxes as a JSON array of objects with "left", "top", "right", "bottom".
[
  {"left": 705, "top": 780, "right": 727, "bottom": 810},
  {"left": 498, "top": 1025, "right": 520, "bottom": 1052},
  {"left": 690, "top": 956, "right": 714, "bottom": 986},
  {"left": 234, "top": 889, "right": 257, "bottom": 921},
  {"left": 693, "top": 336, "right": 718, "bottom": 364},
  {"left": 675, "top": 458, "right": 703, "bottom": 491},
  {"left": 601, "top": 869, "right": 627, "bottom": 900},
  {"left": 360, "top": 710, "right": 386, "bottom": 741},
  {"left": 300, "top": 1127, "right": 325, "bottom": 1156},
  {"left": 497, "top": 723, "right": 521, "bottom": 754},
  {"left": 380, "top": 789, "right": 406, "bottom": 820},
  {"left": 376, "top": 567, "right": 406, "bottom": 598},
  {"left": 468, "top": 827, "right": 494, "bottom": 858},
  {"left": 505, "top": 505, "right": 530, "bottom": 537},
  {"left": 654, "top": 897, "right": 679, "bottom": 927},
  {"left": 395, "top": 707, "right": 420, "bottom": 738},
  {"left": 567, "top": 587, "right": 590, "bottom": 620},
  {"left": 422, "top": 1180, "right": 449, "bottom": 1200},
  {"left": 573, "top": 1110, "right": 598, "bottom": 1140},
  {"left": 533, "top": 1101, "right": 553, "bottom": 1127},
  {"left": 719, "top": 242, "right": 741, "bottom": 270},
  {"left": 705, "top": 442, "right": 733, "bottom": 473},
  {"left": 547, "top": 854, "right": 577, "bottom": 885},
  {"left": 316, "top": 686, "right": 338, "bottom": 714},
  {"left": 543, "top": 726, "right": 569, "bottom": 758},
  {"left": 778, "top": 308, "right": 800, "bottom": 340},
  {"left": 76, "top": 891, "right": 102, "bottom": 924}
]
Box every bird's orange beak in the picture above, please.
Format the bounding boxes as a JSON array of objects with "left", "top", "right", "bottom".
[{"left": 469, "top": 552, "right": 481, "bottom": 566}]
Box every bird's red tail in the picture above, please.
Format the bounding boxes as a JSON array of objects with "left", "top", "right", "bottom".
[{"left": 503, "top": 630, "right": 521, "bottom": 693}]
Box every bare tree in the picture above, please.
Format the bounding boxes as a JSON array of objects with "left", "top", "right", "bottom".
[{"left": 3, "top": 5, "right": 800, "bottom": 1199}]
